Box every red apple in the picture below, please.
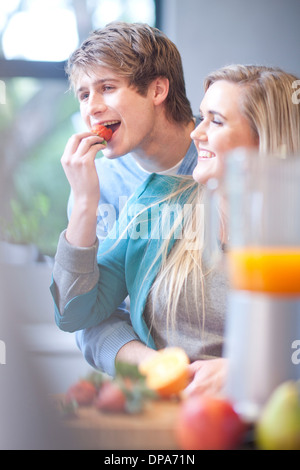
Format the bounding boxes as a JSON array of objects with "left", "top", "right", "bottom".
[
  {"left": 175, "top": 395, "right": 246, "bottom": 450},
  {"left": 66, "top": 380, "right": 97, "bottom": 406},
  {"left": 94, "top": 381, "right": 127, "bottom": 413}
]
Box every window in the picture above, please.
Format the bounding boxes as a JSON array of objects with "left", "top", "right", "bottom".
[
  {"left": 1, "top": 0, "right": 157, "bottom": 62},
  {"left": 0, "top": 0, "right": 158, "bottom": 257}
]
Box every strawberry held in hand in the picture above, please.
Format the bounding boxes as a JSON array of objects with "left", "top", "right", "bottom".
[{"left": 91, "top": 124, "right": 113, "bottom": 145}]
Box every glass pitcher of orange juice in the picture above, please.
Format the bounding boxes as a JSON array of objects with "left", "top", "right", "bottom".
[{"left": 210, "top": 149, "right": 300, "bottom": 421}]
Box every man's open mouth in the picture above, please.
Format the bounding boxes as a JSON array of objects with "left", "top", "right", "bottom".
[{"left": 102, "top": 120, "right": 121, "bottom": 134}]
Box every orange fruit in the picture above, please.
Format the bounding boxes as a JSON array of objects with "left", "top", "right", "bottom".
[{"left": 139, "top": 347, "right": 190, "bottom": 397}]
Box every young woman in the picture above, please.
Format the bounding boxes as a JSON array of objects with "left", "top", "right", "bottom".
[{"left": 52, "top": 64, "right": 300, "bottom": 396}]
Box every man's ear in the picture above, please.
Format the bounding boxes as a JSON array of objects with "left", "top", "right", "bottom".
[{"left": 151, "top": 77, "right": 169, "bottom": 106}]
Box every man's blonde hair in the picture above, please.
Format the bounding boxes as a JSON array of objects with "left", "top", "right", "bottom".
[{"left": 66, "top": 22, "right": 193, "bottom": 124}]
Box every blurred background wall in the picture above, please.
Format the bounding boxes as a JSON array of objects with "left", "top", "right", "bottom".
[{"left": 160, "top": 0, "right": 300, "bottom": 114}]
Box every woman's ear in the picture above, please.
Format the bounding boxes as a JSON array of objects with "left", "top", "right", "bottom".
[{"left": 151, "top": 77, "right": 169, "bottom": 106}]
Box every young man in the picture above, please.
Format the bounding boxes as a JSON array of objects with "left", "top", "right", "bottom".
[{"left": 52, "top": 22, "right": 199, "bottom": 376}]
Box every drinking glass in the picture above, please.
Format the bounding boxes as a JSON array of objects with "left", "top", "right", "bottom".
[{"left": 211, "top": 149, "right": 300, "bottom": 420}]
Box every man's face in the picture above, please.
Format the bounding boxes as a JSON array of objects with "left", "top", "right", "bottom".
[{"left": 76, "top": 66, "right": 157, "bottom": 159}]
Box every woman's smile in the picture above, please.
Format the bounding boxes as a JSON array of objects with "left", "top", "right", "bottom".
[
  {"left": 191, "top": 80, "right": 259, "bottom": 183},
  {"left": 197, "top": 149, "right": 216, "bottom": 160}
]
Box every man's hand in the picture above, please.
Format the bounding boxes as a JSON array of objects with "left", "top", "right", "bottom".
[
  {"left": 61, "top": 132, "right": 106, "bottom": 247},
  {"left": 61, "top": 132, "right": 105, "bottom": 208}
]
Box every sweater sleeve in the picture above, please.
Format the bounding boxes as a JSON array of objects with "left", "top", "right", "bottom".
[
  {"left": 51, "top": 214, "right": 130, "bottom": 333},
  {"left": 51, "top": 230, "right": 99, "bottom": 314},
  {"left": 75, "top": 309, "right": 140, "bottom": 376},
  {"left": 52, "top": 231, "right": 139, "bottom": 375}
]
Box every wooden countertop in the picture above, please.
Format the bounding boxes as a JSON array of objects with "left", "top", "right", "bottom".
[{"left": 57, "top": 398, "right": 181, "bottom": 450}]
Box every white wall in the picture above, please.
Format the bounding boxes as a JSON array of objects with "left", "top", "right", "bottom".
[
  {"left": 160, "top": 0, "right": 300, "bottom": 113},
  {"left": 0, "top": 261, "right": 93, "bottom": 394}
]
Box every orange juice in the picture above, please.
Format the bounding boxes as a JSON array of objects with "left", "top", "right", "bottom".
[{"left": 227, "top": 247, "right": 300, "bottom": 295}]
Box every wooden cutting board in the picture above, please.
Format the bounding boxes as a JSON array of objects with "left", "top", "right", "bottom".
[{"left": 57, "top": 398, "right": 181, "bottom": 450}]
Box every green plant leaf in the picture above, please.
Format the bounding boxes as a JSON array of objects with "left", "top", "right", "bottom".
[{"left": 115, "top": 361, "right": 146, "bottom": 380}]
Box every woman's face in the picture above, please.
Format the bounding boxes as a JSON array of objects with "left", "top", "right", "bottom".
[{"left": 191, "top": 80, "right": 259, "bottom": 184}]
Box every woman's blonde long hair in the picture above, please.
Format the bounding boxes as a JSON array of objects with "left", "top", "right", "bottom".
[
  {"left": 204, "top": 64, "right": 300, "bottom": 155},
  {"left": 143, "top": 178, "right": 205, "bottom": 337},
  {"left": 147, "top": 64, "right": 300, "bottom": 337}
]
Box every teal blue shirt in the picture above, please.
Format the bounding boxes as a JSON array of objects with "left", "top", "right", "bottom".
[{"left": 53, "top": 173, "right": 196, "bottom": 348}]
